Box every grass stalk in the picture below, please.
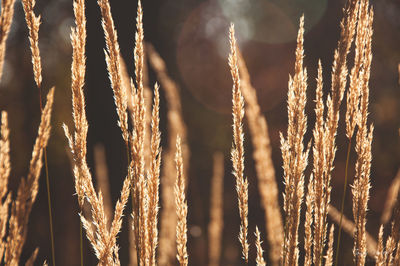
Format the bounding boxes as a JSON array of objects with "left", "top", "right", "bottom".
[
  {"left": 44, "top": 150, "right": 56, "bottom": 266},
  {"left": 335, "top": 138, "right": 352, "bottom": 266},
  {"left": 38, "top": 87, "right": 56, "bottom": 266}
]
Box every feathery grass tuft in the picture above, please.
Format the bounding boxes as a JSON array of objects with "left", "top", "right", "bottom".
[
  {"left": 229, "top": 24, "right": 249, "bottom": 263},
  {"left": 281, "top": 15, "right": 309, "bottom": 266},
  {"left": 175, "top": 136, "right": 188, "bottom": 266}
]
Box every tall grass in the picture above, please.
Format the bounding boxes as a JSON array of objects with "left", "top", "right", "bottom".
[{"left": 0, "top": 0, "right": 399, "bottom": 265}]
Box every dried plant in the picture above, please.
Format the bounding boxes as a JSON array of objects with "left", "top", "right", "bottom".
[
  {"left": 255, "top": 227, "right": 266, "bottom": 266},
  {"left": 175, "top": 136, "right": 188, "bottom": 266},
  {"left": 2, "top": 0, "right": 397, "bottom": 265},
  {"left": 351, "top": 3, "right": 374, "bottom": 265},
  {"left": 64, "top": 0, "right": 132, "bottom": 263},
  {"left": 325, "top": 226, "right": 335, "bottom": 266},
  {"left": 304, "top": 172, "right": 315, "bottom": 266},
  {"left": 69, "top": 0, "right": 88, "bottom": 209},
  {"left": 376, "top": 226, "right": 385, "bottom": 265},
  {"left": 310, "top": 60, "right": 327, "bottom": 266},
  {"left": 128, "top": 2, "right": 151, "bottom": 264},
  {"left": 0, "top": 111, "right": 11, "bottom": 261},
  {"left": 147, "top": 83, "right": 162, "bottom": 265},
  {"left": 97, "top": 0, "right": 129, "bottom": 143},
  {"left": 21, "top": 0, "right": 42, "bottom": 89},
  {"left": 229, "top": 24, "right": 249, "bottom": 263},
  {"left": 280, "top": 15, "right": 309, "bottom": 266}
]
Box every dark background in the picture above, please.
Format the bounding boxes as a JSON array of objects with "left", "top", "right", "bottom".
[{"left": 0, "top": 0, "right": 399, "bottom": 264}]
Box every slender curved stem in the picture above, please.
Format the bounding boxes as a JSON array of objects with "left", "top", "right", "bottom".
[
  {"left": 37, "top": 87, "right": 56, "bottom": 266},
  {"left": 44, "top": 150, "right": 56, "bottom": 266},
  {"left": 335, "top": 138, "right": 352, "bottom": 266}
]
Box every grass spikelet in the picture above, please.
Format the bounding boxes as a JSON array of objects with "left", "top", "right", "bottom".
[
  {"left": 325, "top": 225, "right": 335, "bottom": 266},
  {"left": 281, "top": 15, "right": 308, "bottom": 266},
  {"left": 255, "top": 227, "right": 266, "bottom": 266},
  {"left": 148, "top": 83, "right": 162, "bottom": 265},
  {"left": 237, "top": 48, "right": 283, "bottom": 266},
  {"left": 375, "top": 225, "right": 385, "bottom": 265},
  {"left": 175, "top": 136, "right": 188, "bottom": 266},
  {"left": 0, "top": 111, "right": 11, "bottom": 260},
  {"left": 351, "top": 4, "right": 374, "bottom": 265},
  {"left": 97, "top": 0, "right": 129, "bottom": 143},
  {"left": 70, "top": 0, "right": 88, "bottom": 209},
  {"left": 21, "top": 0, "right": 42, "bottom": 88},
  {"left": 304, "top": 174, "right": 314, "bottom": 266},
  {"left": 128, "top": 2, "right": 151, "bottom": 264},
  {"left": 0, "top": 112, "right": 10, "bottom": 197},
  {"left": 328, "top": 0, "right": 358, "bottom": 124},
  {"left": 311, "top": 60, "right": 328, "bottom": 266},
  {"left": 208, "top": 152, "right": 224, "bottom": 266},
  {"left": 228, "top": 23, "right": 249, "bottom": 263}
]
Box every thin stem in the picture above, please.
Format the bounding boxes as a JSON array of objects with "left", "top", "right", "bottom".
[
  {"left": 37, "top": 87, "right": 56, "bottom": 266},
  {"left": 335, "top": 138, "right": 352, "bottom": 266},
  {"left": 44, "top": 150, "right": 56, "bottom": 266}
]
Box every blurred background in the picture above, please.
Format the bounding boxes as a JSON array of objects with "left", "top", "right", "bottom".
[{"left": 0, "top": 0, "right": 399, "bottom": 264}]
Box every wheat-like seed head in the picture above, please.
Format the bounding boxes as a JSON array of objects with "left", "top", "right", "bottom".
[
  {"left": 229, "top": 23, "right": 249, "bottom": 263},
  {"left": 147, "top": 83, "right": 162, "bottom": 265},
  {"left": 174, "top": 136, "right": 188, "bottom": 266},
  {"left": 255, "top": 227, "right": 266, "bottom": 266},
  {"left": 281, "top": 15, "right": 308, "bottom": 266},
  {"left": 310, "top": 60, "right": 330, "bottom": 266},
  {"left": 325, "top": 225, "right": 335, "bottom": 266},
  {"left": 21, "top": 0, "right": 42, "bottom": 89},
  {"left": 0, "top": 111, "right": 10, "bottom": 199},
  {"left": 345, "top": 0, "right": 371, "bottom": 140},
  {"left": 351, "top": 3, "right": 374, "bottom": 265},
  {"left": 69, "top": 0, "right": 88, "bottom": 208},
  {"left": 0, "top": 111, "right": 11, "bottom": 260},
  {"left": 375, "top": 225, "right": 385, "bottom": 265},
  {"left": 98, "top": 0, "right": 129, "bottom": 143},
  {"left": 304, "top": 173, "right": 314, "bottom": 266}
]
